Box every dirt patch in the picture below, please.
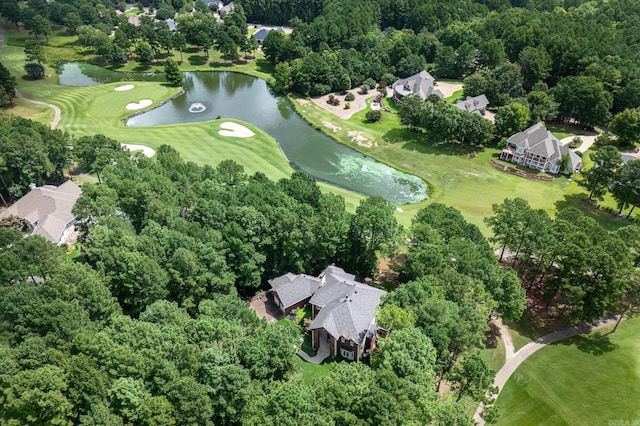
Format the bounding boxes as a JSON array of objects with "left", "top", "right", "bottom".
[
  {"left": 348, "top": 130, "right": 377, "bottom": 147},
  {"left": 376, "top": 253, "right": 407, "bottom": 290},
  {"left": 322, "top": 121, "right": 341, "bottom": 132}
]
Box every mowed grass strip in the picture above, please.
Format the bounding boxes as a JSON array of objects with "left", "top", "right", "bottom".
[{"left": 494, "top": 317, "right": 640, "bottom": 426}]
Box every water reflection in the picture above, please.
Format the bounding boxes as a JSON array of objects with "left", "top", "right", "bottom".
[{"left": 58, "top": 65, "right": 428, "bottom": 203}]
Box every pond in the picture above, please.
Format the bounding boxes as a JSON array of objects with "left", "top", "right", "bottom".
[{"left": 59, "top": 65, "right": 428, "bottom": 203}]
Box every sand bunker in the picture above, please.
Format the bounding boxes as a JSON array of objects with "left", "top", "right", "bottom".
[
  {"left": 115, "top": 84, "right": 135, "bottom": 91},
  {"left": 218, "top": 121, "right": 255, "bottom": 138},
  {"left": 125, "top": 99, "right": 152, "bottom": 110},
  {"left": 122, "top": 144, "right": 155, "bottom": 158}
]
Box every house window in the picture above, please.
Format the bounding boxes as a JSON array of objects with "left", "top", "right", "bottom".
[
  {"left": 340, "top": 347, "right": 354, "bottom": 360},
  {"left": 516, "top": 147, "right": 525, "bottom": 154}
]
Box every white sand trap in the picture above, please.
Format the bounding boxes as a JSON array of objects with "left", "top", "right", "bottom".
[
  {"left": 122, "top": 144, "right": 155, "bottom": 158},
  {"left": 396, "top": 207, "right": 404, "bottom": 212},
  {"left": 115, "top": 84, "right": 135, "bottom": 91},
  {"left": 218, "top": 121, "right": 255, "bottom": 138},
  {"left": 126, "top": 99, "right": 152, "bottom": 110}
]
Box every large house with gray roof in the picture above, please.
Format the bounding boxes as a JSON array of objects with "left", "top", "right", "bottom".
[
  {"left": 0, "top": 180, "right": 82, "bottom": 245},
  {"left": 500, "top": 123, "right": 582, "bottom": 174},
  {"left": 392, "top": 70, "right": 444, "bottom": 104},
  {"left": 269, "top": 266, "right": 386, "bottom": 361},
  {"left": 456, "top": 94, "right": 489, "bottom": 116}
]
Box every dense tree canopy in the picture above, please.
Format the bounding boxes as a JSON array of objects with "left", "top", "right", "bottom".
[{"left": 0, "top": 127, "right": 517, "bottom": 424}]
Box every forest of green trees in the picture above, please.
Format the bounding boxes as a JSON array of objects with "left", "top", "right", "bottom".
[
  {"left": 0, "top": 125, "right": 528, "bottom": 424},
  {"left": 1, "top": 113, "right": 638, "bottom": 423}
]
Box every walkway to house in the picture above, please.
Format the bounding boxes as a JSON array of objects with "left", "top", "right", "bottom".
[
  {"left": 297, "top": 337, "right": 330, "bottom": 364},
  {"left": 249, "top": 293, "right": 283, "bottom": 324},
  {"left": 559, "top": 135, "right": 597, "bottom": 153},
  {"left": 473, "top": 315, "right": 623, "bottom": 425}
]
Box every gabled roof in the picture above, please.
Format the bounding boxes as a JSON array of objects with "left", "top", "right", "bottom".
[
  {"left": 309, "top": 267, "right": 386, "bottom": 343},
  {"left": 507, "top": 123, "right": 582, "bottom": 172},
  {"left": 252, "top": 29, "right": 269, "bottom": 41},
  {"left": 392, "top": 70, "right": 444, "bottom": 100},
  {"left": 220, "top": 1, "right": 234, "bottom": 14},
  {"left": 456, "top": 94, "right": 489, "bottom": 114},
  {"left": 166, "top": 18, "right": 176, "bottom": 32},
  {"left": 0, "top": 181, "right": 82, "bottom": 243},
  {"left": 269, "top": 273, "right": 321, "bottom": 309}
]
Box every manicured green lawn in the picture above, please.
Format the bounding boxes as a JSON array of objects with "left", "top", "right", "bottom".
[
  {"left": 444, "top": 89, "right": 464, "bottom": 103},
  {"left": 495, "top": 317, "right": 640, "bottom": 426},
  {"left": 4, "top": 98, "right": 55, "bottom": 126},
  {"left": 547, "top": 125, "right": 594, "bottom": 141},
  {"left": 508, "top": 327, "right": 534, "bottom": 353},
  {"left": 295, "top": 355, "right": 338, "bottom": 385},
  {"left": 480, "top": 334, "right": 507, "bottom": 372}
]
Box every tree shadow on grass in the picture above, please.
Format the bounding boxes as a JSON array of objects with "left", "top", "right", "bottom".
[
  {"left": 382, "top": 127, "right": 421, "bottom": 144},
  {"left": 555, "top": 193, "right": 628, "bottom": 232},
  {"left": 131, "top": 64, "right": 153, "bottom": 72},
  {"left": 484, "top": 322, "right": 500, "bottom": 349},
  {"left": 559, "top": 331, "right": 618, "bottom": 355},
  {"left": 188, "top": 55, "right": 208, "bottom": 66},
  {"left": 402, "top": 138, "right": 484, "bottom": 157},
  {"left": 254, "top": 58, "right": 274, "bottom": 74}
]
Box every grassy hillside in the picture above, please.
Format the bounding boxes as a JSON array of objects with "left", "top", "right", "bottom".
[{"left": 495, "top": 317, "right": 640, "bottom": 426}]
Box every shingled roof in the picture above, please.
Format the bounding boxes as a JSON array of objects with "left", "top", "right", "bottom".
[
  {"left": 392, "top": 70, "right": 444, "bottom": 101},
  {"left": 508, "top": 123, "right": 582, "bottom": 172},
  {"left": 269, "top": 273, "right": 321, "bottom": 310},
  {"left": 456, "top": 94, "right": 489, "bottom": 114},
  {"left": 309, "top": 266, "right": 386, "bottom": 344},
  {"left": 0, "top": 181, "right": 82, "bottom": 244}
]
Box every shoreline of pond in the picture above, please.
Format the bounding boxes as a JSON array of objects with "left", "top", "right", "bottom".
[{"left": 58, "top": 63, "right": 430, "bottom": 203}]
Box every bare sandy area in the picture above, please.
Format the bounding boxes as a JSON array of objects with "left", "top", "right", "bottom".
[
  {"left": 218, "top": 121, "right": 255, "bottom": 138},
  {"left": 115, "top": 84, "right": 135, "bottom": 91},
  {"left": 434, "top": 81, "right": 464, "bottom": 98},
  {"left": 122, "top": 144, "right": 156, "bottom": 157},
  {"left": 348, "top": 130, "right": 377, "bottom": 148},
  {"left": 126, "top": 99, "right": 152, "bottom": 110},
  {"left": 311, "top": 87, "right": 376, "bottom": 119},
  {"left": 323, "top": 121, "right": 342, "bottom": 132}
]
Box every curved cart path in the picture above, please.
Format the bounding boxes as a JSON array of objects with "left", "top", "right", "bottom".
[
  {"left": 0, "top": 25, "right": 62, "bottom": 130},
  {"left": 15, "top": 90, "right": 62, "bottom": 130},
  {"left": 473, "top": 315, "right": 622, "bottom": 425}
]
